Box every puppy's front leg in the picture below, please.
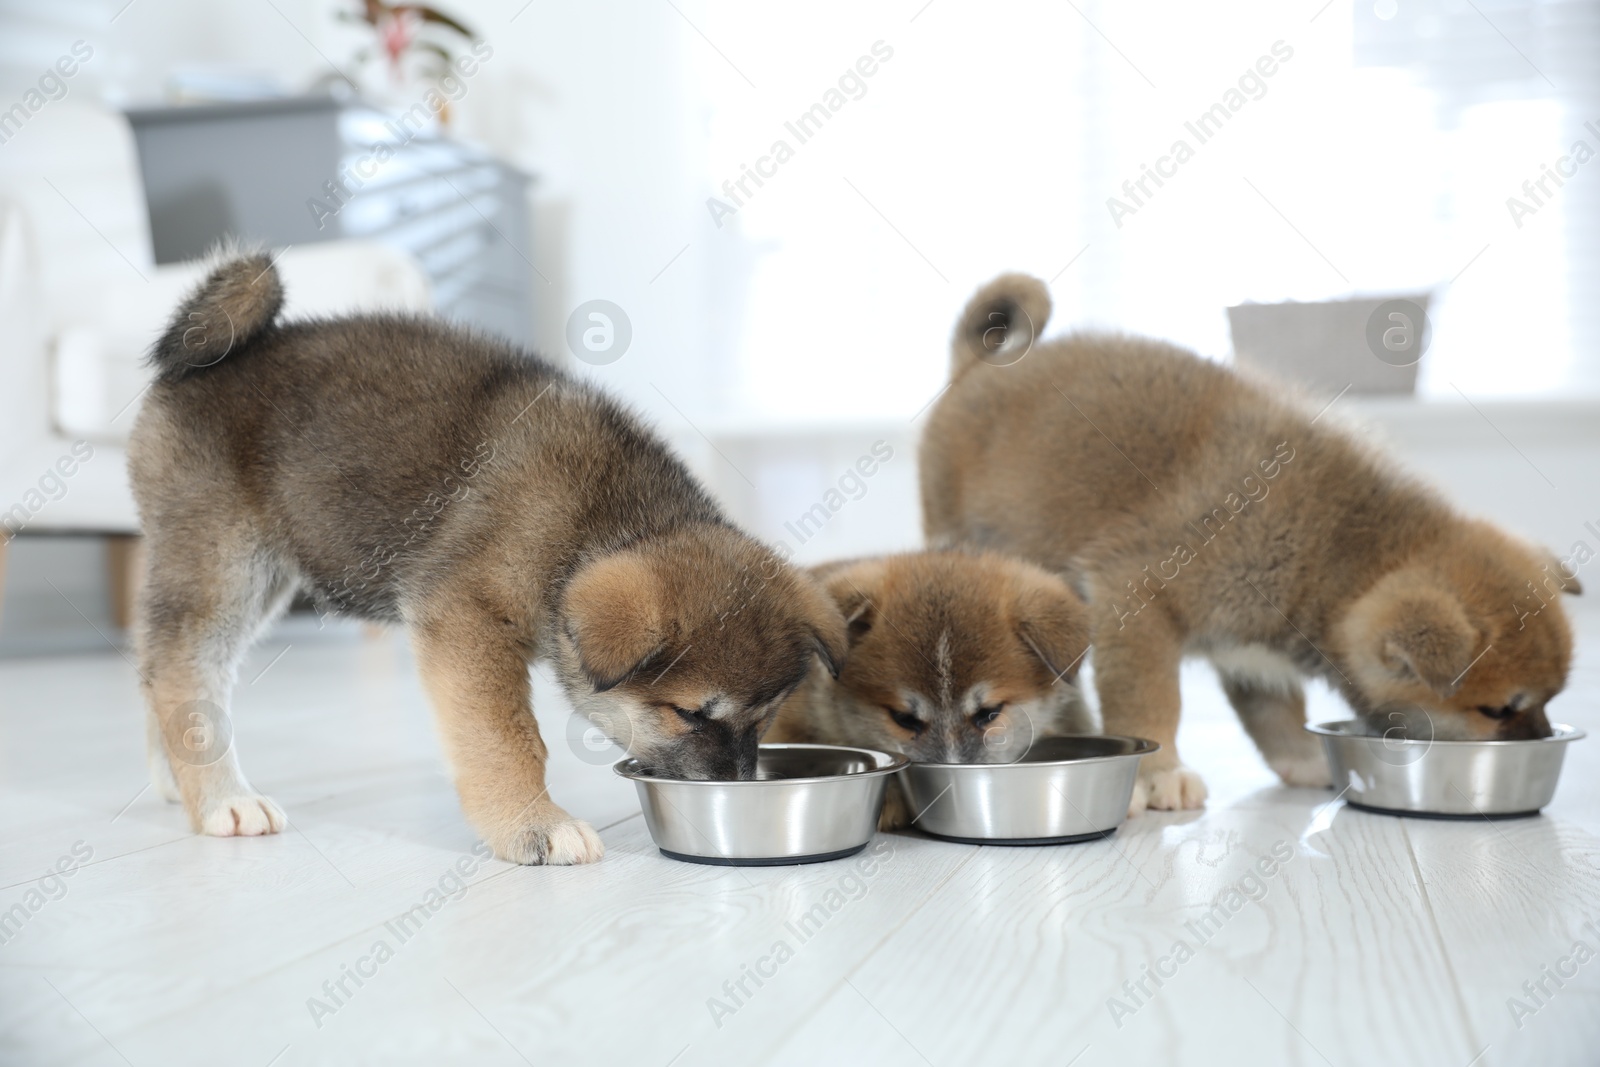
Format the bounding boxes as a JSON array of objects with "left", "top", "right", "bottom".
[
  {"left": 1092, "top": 613, "right": 1207, "bottom": 815},
  {"left": 412, "top": 611, "right": 603, "bottom": 865}
]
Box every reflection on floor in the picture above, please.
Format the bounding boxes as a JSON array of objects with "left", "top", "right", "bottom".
[{"left": 2, "top": 603, "right": 1597, "bottom": 1067}]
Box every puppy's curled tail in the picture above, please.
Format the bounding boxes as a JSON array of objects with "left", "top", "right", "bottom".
[
  {"left": 950, "top": 273, "right": 1052, "bottom": 377},
  {"left": 148, "top": 252, "right": 284, "bottom": 382}
]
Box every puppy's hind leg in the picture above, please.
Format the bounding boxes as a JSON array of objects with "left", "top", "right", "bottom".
[
  {"left": 1215, "top": 661, "right": 1330, "bottom": 788},
  {"left": 138, "top": 537, "right": 294, "bottom": 836}
]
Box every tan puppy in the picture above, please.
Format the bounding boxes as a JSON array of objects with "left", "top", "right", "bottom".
[
  {"left": 921, "top": 273, "right": 1580, "bottom": 814},
  {"left": 129, "top": 253, "right": 845, "bottom": 864},
  {"left": 769, "top": 550, "right": 1093, "bottom": 828}
]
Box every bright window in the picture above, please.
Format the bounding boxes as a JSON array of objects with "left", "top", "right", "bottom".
[{"left": 695, "top": 0, "right": 1600, "bottom": 420}]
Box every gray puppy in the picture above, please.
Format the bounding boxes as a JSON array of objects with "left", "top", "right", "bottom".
[{"left": 129, "top": 253, "right": 845, "bottom": 864}]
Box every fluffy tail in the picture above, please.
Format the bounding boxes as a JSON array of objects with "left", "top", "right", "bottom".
[
  {"left": 148, "top": 252, "right": 284, "bottom": 382},
  {"left": 950, "top": 273, "right": 1052, "bottom": 376}
]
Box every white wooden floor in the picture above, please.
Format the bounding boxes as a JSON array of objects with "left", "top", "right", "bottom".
[{"left": 3, "top": 603, "right": 1598, "bottom": 1067}]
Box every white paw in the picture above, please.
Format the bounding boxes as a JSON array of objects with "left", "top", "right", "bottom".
[
  {"left": 490, "top": 810, "right": 605, "bottom": 866},
  {"left": 1270, "top": 754, "right": 1332, "bottom": 788},
  {"left": 1128, "top": 765, "right": 1208, "bottom": 816},
  {"left": 543, "top": 819, "right": 605, "bottom": 865},
  {"left": 198, "top": 794, "right": 286, "bottom": 836}
]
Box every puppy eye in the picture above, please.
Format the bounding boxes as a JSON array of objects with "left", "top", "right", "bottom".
[
  {"left": 883, "top": 706, "right": 923, "bottom": 734},
  {"left": 672, "top": 706, "right": 706, "bottom": 730},
  {"left": 973, "top": 704, "right": 1004, "bottom": 728},
  {"left": 1476, "top": 705, "right": 1515, "bottom": 720}
]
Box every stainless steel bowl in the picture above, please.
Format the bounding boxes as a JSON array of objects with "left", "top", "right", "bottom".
[
  {"left": 614, "top": 743, "right": 907, "bottom": 865},
  {"left": 1307, "top": 720, "right": 1585, "bottom": 818},
  {"left": 897, "top": 735, "right": 1158, "bottom": 845}
]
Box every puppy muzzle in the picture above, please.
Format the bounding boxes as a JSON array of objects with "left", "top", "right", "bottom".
[{"left": 638, "top": 728, "right": 761, "bottom": 781}]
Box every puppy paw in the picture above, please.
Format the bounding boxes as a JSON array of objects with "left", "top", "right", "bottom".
[
  {"left": 198, "top": 793, "right": 286, "bottom": 836},
  {"left": 1128, "top": 765, "right": 1208, "bottom": 816},
  {"left": 878, "top": 789, "right": 911, "bottom": 832},
  {"left": 1269, "top": 754, "right": 1332, "bottom": 789},
  {"left": 489, "top": 806, "right": 605, "bottom": 865}
]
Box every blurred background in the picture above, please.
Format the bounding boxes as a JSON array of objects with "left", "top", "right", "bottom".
[{"left": 2, "top": 0, "right": 1599, "bottom": 652}]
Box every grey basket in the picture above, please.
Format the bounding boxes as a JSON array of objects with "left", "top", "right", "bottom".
[{"left": 1227, "top": 294, "right": 1431, "bottom": 397}]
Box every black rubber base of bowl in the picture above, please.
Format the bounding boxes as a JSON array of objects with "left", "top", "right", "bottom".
[
  {"left": 1345, "top": 800, "right": 1542, "bottom": 821},
  {"left": 917, "top": 827, "right": 1119, "bottom": 846},
  {"left": 658, "top": 843, "right": 870, "bottom": 866}
]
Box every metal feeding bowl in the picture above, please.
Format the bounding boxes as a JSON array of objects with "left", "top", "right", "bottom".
[
  {"left": 1307, "top": 720, "right": 1586, "bottom": 818},
  {"left": 897, "top": 735, "right": 1158, "bottom": 845},
  {"left": 614, "top": 744, "right": 906, "bottom": 866}
]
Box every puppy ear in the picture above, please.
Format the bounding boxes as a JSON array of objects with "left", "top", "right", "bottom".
[
  {"left": 817, "top": 559, "right": 889, "bottom": 646},
  {"left": 563, "top": 552, "right": 666, "bottom": 691},
  {"left": 1015, "top": 573, "right": 1091, "bottom": 682},
  {"left": 1359, "top": 578, "right": 1479, "bottom": 696},
  {"left": 794, "top": 574, "right": 848, "bottom": 679},
  {"left": 811, "top": 630, "right": 845, "bottom": 680}
]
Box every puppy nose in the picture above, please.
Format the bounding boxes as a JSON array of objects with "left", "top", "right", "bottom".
[
  {"left": 1508, "top": 706, "right": 1554, "bottom": 740},
  {"left": 939, "top": 727, "right": 965, "bottom": 764}
]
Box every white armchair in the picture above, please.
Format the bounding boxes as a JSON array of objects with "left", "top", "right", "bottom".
[{"left": 0, "top": 102, "right": 433, "bottom": 628}]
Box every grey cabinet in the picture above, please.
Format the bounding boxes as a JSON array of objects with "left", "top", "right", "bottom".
[{"left": 125, "top": 95, "right": 535, "bottom": 348}]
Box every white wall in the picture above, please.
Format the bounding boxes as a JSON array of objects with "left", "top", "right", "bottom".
[{"left": 5, "top": 0, "right": 1600, "bottom": 650}]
